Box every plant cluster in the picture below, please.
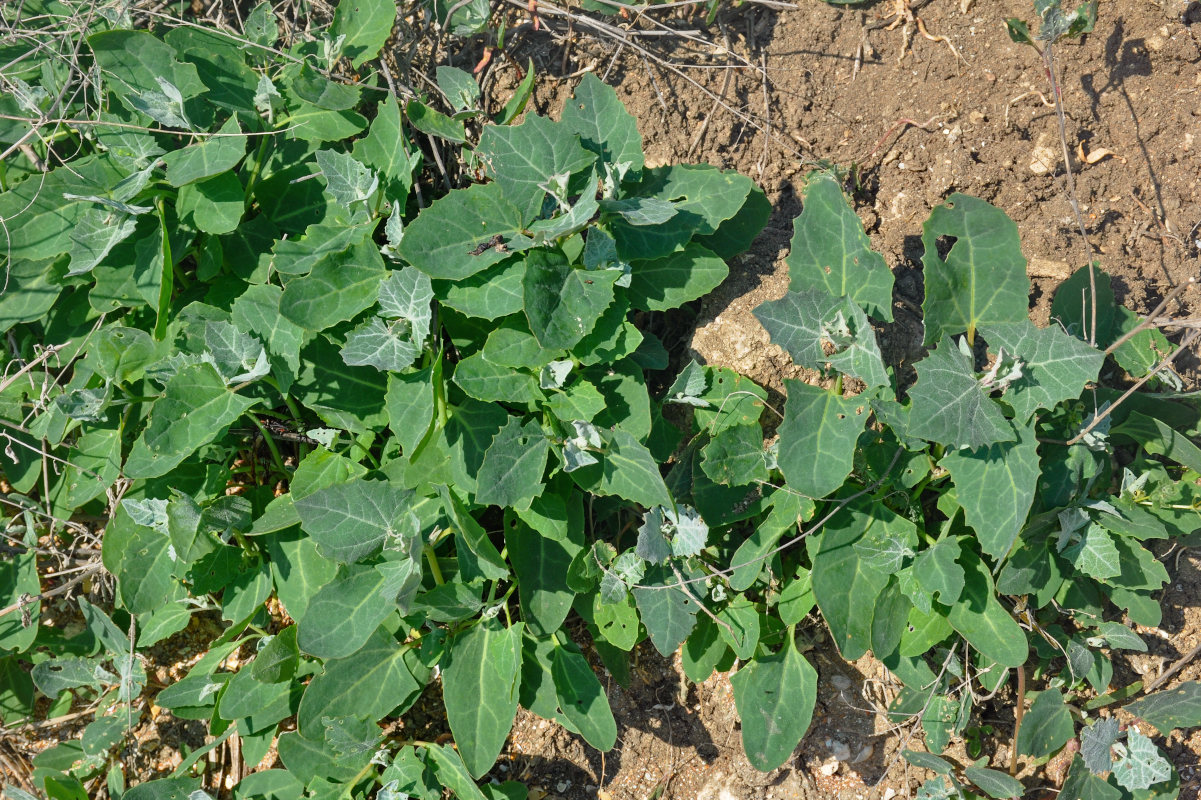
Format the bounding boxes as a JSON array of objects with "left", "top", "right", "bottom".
[{"left": 1, "top": 1, "right": 1200, "bottom": 799}]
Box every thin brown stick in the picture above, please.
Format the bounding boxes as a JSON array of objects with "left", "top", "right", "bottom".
[
  {"left": 1145, "top": 640, "right": 1201, "bottom": 693},
  {"left": 1067, "top": 328, "right": 1201, "bottom": 446},
  {"left": 1010, "top": 664, "right": 1026, "bottom": 775},
  {"left": 1104, "top": 276, "right": 1197, "bottom": 356}
]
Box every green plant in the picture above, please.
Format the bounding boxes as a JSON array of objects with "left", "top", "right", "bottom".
[{"left": 2, "top": 1, "right": 1200, "bottom": 799}]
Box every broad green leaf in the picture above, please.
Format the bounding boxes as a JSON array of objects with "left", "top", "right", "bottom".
[
  {"left": 453, "top": 352, "right": 542, "bottom": 405},
  {"left": 552, "top": 643, "right": 617, "bottom": 750},
  {"left": 1080, "top": 717, "right": 1121, "bottom": 774},
  {"left": 947, "top": 546, "right": 1028, "bottom": 668},
  {"left": 592, "top": 592, "right": 640, "bottom": 651},
  {"left": 161, "top": 117, "right": 246, "bottom": 186},
  {"left": 294, "top": 478, "right": 413, "bottom": 563},
  {"left": 476, "top": 418, "right": 550, "bottom": 509},
  {"left": 124, "top": 363, "right": 257, "bottom": 479},
  {"left": 177, "top": 171, "right": 244, "bottom": 234},
  {"left": 628, "top": 242, "right": 729, "bottom": 312},
  {"left": 941, "top": 420, "right": 1039, "bottom": 558},
  {"left": 754, "top": 288, "right": 889, "bottom": 388},
  {"left": 913, "top": 536, "right": 965, "bottom": 607},
  {"left": 50, "top": 425, "right": 121, "bottom": 517},
  {"left": 436, "top": 258, "right": 527, "bottom": 320},
  {"left": 852, "top": 509, "right": 918, "bottom": 574},
  {"left": 121, "top": 778, "right": 203, "bottom": 800},
  {"left": 730, "top": 491, "right": 810, "bottom": 592},
  {"left": 907, "top": 338, "right": 1015, "bottom": 449},
  {"left": 786, "top": 171, "right": 892, "bottom": 321},
  {"left": 293, "top": 336, "right": 388, "bottom": 433},
  {"left": 425, "top": 744, "right": 489, "bottom": 800},
  {"left": 218, "top": 663, "right": 295, "bottom": 726},
  {"left": 731, "top": 637, "right": 817, "bottom": 771},
  {"left": 718, "top": 597, "right": 760, "bottom": 659},
  {"left": 0, "top": 553, "right": 39, "bottom": 652},
  {"left": 66, "top": 207, "right": 138, "bottom": 275},
  {"left": 400, "top": 182, "right": 526, "bottom": 280},
  {"left": 921, "top": 194, "right": 1029, "bottom": 344},
  {"left": 279, "top": 239, "right": 385, "bottom": 331},
  {"left": 523, "top": 249, "right": 617, "bottom": 350},
  {"left": 297, "top": 566, "right": 394, "bottom": 658},
  {"left": 331, "top": 0, "right": 397, "bottom": 67},
  {"left": 982, "top": 320, "right": 1103, "bottom": 422},
  {"left": 507, "top": 517, "right": 581, "bottom": 636},
  {"left": 0, "top": 257, "right": 62, "bottom": 330},
  {"left": 1017, "top": 689, "right": 1074, "bottom": 758},
  {"left": 440, "top": 485, "right": 509, "bottom": 581},
  {"left": 243, "top": 2, "right": 280, "bottom": 48},
  {"left": 560, "top": 73, "right": 644, "bottom": 175},
  {"left": 296, "top": 629, "right": 425, "bottom": 738},
  {"left": 231, "top": 284, "right": 307, "bottom": 392},
  {"left": 406, "top": 97, "right": 467, "bottom": 142},
  {"left": 0, "top": 656, "right": 34, "bottom": 723},
  {"left": 290, "top": 62, "right": 360, "bottom": 110},
  {"left": 903, "top": 750, "right": 954, "bottom": 774},
  {"left": 570, "top": 429, "right": 672, "bottom": 510},
  {"left": 806, "top": 503, "right": 891, "bottom": 659},
  {"left": 631, "top": 564, "right": 701, "bottom": 656},
  {"left": 436, "top": 66, "right": 479, "bottom": 111},
  {"left": 353, "top": 93, "right": 419, "bottom": 201},
  {"left": 681, "top": 615, "right": 729, "bottom": 682},
  {"left": 777, "top": 380, "right": 870, "bottom": 499},
  {"left": 1062, "top": 523, "right": 1121, "bottom": 581},
  {"left": 443, "top": 619, "right": 523, "bottom": 778},
  {"left": 1104, "top": 535, "right": 1168, "bottom": 592},
  {"left": 700, "top": 423, "right": 769, "bottom": 487},
  {"left": 964, "top": 767, "right": 1024, "bottom": 799},
  {"left": 477, "top": 113, "right": 596, "bottom": 220},
  {"left": 1114, "top": 411, "right": 1201, "bottom": 474},
  {"left": 88, "top": 30, "right": 207, "bottom": 110},
  {"left": 0, "top": 156, "right": 125, "bottom": 261},
  {"left": 387, "top": 367, "right": 436, "bottom": 455},
  {"left": 270, "top": 214, "right": 376, "bottom": 276},
  {"left": 266, "top": 533, "right": 338, "bottom": 621},
  {"left": 1125, "top": 682, "right": 1201, "bottom": 733},
  {"left": 102, "top": 505, "right": 183, "bottom": 615},
  {"left": 610, "top": 164, "right": 753, "bottom": 260},
  {"left": 251, "top": 625, "right": 300, "bottom": 684}
]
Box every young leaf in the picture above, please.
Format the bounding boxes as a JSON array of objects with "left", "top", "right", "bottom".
[
  {"left": 341, "top": 318, "right": 420, "bottom": 372},
  {"left": 940, "top": 420, "right": 1039, "bottom": 559},
  {"left": 315, "top": 149, "right": 378, "bottom": 206},
  {"left": 777, "top": 380, "right": 871, "bottom": 499},
  {"left": 981, "top": 320, "right": 1103, "bottom": 422},
  {"left": 921, "top": 194, "right": 1029, "bottom": 345},
  {"left": 906, "top": 337, "right": 1015, "bottom": 450},
  {"left": 1017, "top": 689, "right": 1074, "bottom": 758},
  {"left": 753, "top": 288, "right": 889, "bottom": 388},
  {"left": 66, "top": 207, "right": 138, "bottom": 275},
  {"left": 1112, "top": 728, "right": 1172, "bottom": 791},
  {"left": 442, "top": 620, "right": 523, "bottom": 778},
  {"left": 785, "top": 171, "right": 893, "bottom": 321},
  {"left": 730, "top": 636, "right": 817, "bottom": 772},
  {"left": 913, "top": 536, "right": 965, "bottom": 607}
]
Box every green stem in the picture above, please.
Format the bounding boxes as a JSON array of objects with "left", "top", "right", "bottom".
[
  {"left": 423, "top": 544, "right": 445, "bottom": 585},
  {"left": 247, "top": 415, "right": 288, "bottom": 476}
]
